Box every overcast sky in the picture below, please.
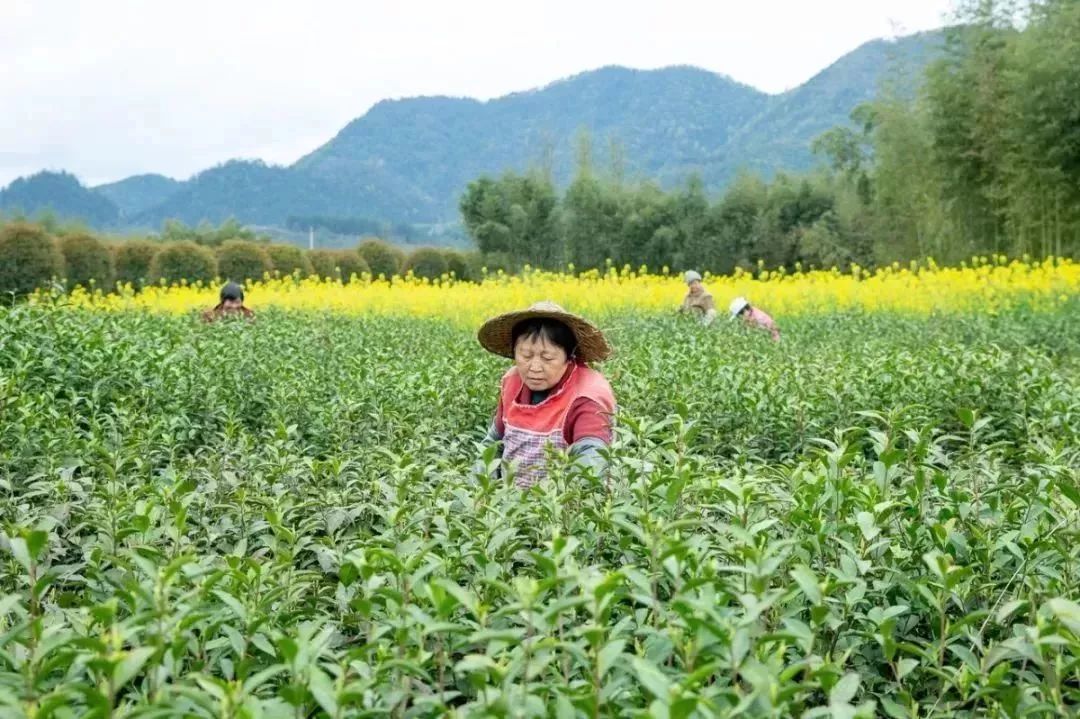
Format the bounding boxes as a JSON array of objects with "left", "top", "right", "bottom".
[{"left": 0, "top": 0, "right": 954, "bottom": 188}]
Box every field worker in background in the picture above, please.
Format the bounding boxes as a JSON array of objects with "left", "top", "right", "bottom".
[
  {"left": 679, "top": 270, "right": 717, "bottom": 325},
  {"left": 473, "top": 301, "right": 616, "bottom": 488},
  {"left": 202, "top": 282, "right": 255, "bottom": 322},
  {"left": 730, "top": 296, "right": 780, "bottom": 341}
]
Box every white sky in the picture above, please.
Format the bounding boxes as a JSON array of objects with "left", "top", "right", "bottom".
[{"left": 0, "top": 0, "right": 954, "bottom": 188}]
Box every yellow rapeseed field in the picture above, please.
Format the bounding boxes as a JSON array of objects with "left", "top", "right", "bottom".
[{"left": 51, "top": 256, "right": 1078, "bottom": 324}]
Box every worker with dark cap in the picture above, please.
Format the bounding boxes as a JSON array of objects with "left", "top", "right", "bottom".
[{"left": 202, "top": 282, "right": 255, "bottom": 322}]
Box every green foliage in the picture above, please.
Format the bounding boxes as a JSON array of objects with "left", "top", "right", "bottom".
[
  {"left": 563, "top": 157, "right": 624, "bottom": 270},
  {"left": 160, "top": 217, "right": 257, "bottom": 247},
  {"left": 110, "top": 239, "right": 158, "bottom": 287},
  {"left": 307, "top": 249, "right": 337, "bottom": 279},
  {"left": 58, "top": 232, "right": 113, "bottom": 289},
  {"left": 998, "top": 0, "right": 1080, "bottom": 257},
  {"left": 265, "top": 243, "right": 314, "bottom": 277},
  {"left": 405, "top": 247, "right": 449, "bottom": 279},
  {"left": 148, "top": 241, "right": 217, "bottom": 285},
  {"left": 0, "top": 302, "right": 1077, "bottom": 715},
  {"left": 438, "top": 248, "right": 490, "bottom": 280},
  {"left": 308, "top": 249, "right": 370, "bottom": 282},
  {"left": 460, "top": 172, "right": 561, "bottom": 268},
  {"left": 461, "top": 166, "right": 866, "bottom": 274},
  {"left": 216, "top": 240, "right": 272, "bottom": 283},
  {"left": 0, "top": 222, "right": 64, "bottom": 296},
  {"left": 476, "top": 251, "right": 518, "bottom": 276},
  {"left": 829, "top": 2, "right": 1080, "bottom": 263},
  {"left": 111, "top": 240, "right": 160, "bottom": 288},
  {"left": 306, "top": 249, "right": 334, "bottom": 276},
  {"left": 357, "top": 238, "right": 405, "bottom": 278},
  {"left": 440, "top": 248, "right": 470, "bottom": 278}
]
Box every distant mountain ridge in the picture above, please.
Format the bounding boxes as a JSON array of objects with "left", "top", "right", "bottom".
[
  {"left": 95, "top": 174, "right": 183, "bottom": 217},
  {"left": 0, "top": 30, "right": 943, "bottom": 230},
  {"left": 291, "top": 64, "right": 769, "bottom": 221},
  {"left": 0, "top": 171, "right": 119, "bottom": 227}
]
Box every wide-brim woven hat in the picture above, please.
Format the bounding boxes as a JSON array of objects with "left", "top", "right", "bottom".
[{"left": 477, "top": 300, "right": 612, "bottom": 363}]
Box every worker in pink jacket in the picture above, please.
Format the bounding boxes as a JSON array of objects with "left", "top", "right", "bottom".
[{"left": 729, "top": 296, "right": 780, "bottom": 341}]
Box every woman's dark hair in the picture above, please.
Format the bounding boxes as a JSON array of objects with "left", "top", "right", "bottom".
[
  {"left": 512, "top": 318, "right": 578, "bottom": 358},
  {"left": 219, "top": 282, "right": 244, "bottom": 302}
]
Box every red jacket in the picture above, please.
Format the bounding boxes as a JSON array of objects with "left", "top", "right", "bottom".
[
  {"left": 494, "top": 363, "right": 615, "bottom": 487},
  {"left": 202, "top": 305, "right": 255, "bottom": 323}
]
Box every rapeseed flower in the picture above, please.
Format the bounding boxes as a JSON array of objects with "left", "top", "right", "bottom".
[{"left": 44, "top": 257, "right": 1079, "bottom": 325}]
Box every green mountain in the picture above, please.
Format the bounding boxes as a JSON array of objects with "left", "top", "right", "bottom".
[
  {"left": 289, "top": 31, "right": 941, "bottom": 219},
  {"left": 0, "top": 171, "right": 120, "bottom": 226},
  {"left": 94, "top": 173, "right": 182, "bottom": 217},
  {"left": 705, "top": 32, "right": 944, "bottom": 182},
  {"left": 1, "top": 30, "right": 943, "bottom": 230},
  {"left": 291, "top": 65, "right": 767, "bottom": 220},
  {"left": 131, "top": 158, "right": 437, "bottom": 227}
]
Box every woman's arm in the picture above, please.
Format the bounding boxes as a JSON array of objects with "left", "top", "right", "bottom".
[
  {"left": 565, "top": 398, "right": 613, "bottom": 477},
  {"left": 568, "top": 436, "right": 609, "bottom": 475},
  {"left": 699, "top": 294, "right": 718, "bottom": 326}
]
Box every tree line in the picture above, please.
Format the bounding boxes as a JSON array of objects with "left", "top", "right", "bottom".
[
  {"left": 0, "top": 220, "right": 490, "bottom": 298},
  {"left": 460, "top": 0, "right": 1080, "bottom": 272}
]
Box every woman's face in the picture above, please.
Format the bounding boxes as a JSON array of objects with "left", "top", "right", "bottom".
[
  {"left": 221, "top": 298, "right": 243, "bottom": 311},
  {"left": 514, "top": 334, "right": 570, "bottom": 392},
  {"left": 688, "top": 279, "right": 703, "bottom": 295}
]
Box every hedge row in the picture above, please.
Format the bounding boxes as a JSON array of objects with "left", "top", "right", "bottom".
[{"left": 0, "top": 224, "right": 493, "bottom": 297}]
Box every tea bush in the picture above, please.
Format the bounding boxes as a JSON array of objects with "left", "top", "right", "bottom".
[
  {"left": 217, "top": 240, "right": 273, "bottom": 283},
  {"left": 58, "top": 232, "right": 113, "bottom": 289},
  {"left": 358, "top": 238, "right": 405, "bottom": 279},
  {"left": 0, "top": 301, "right": 1077, "bottom": 716},
  {"left": 148, "top": 241, "right": 217, "bottom": 285},
  {"left": 406, "top": 247, "right": 450, "bottom": 280},
  {"left": 112, "top": 239, "right": 160, "bottom": 288},
  {"left": 309, "top": 249, "right": 370, "bottom": 283},
  {"left": 0, "top": 222, "right": 64, "bottom": 296},
  {"left": 442, "top": 248, "right": 472, "bottom": 281},
  {"left": 265, "top": 243, "right": 314, "bottom": 277}
]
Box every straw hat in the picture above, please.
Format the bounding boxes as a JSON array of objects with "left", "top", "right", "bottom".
[{"left": 477, "top": 300, "right": 612, "bottom": 363}]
